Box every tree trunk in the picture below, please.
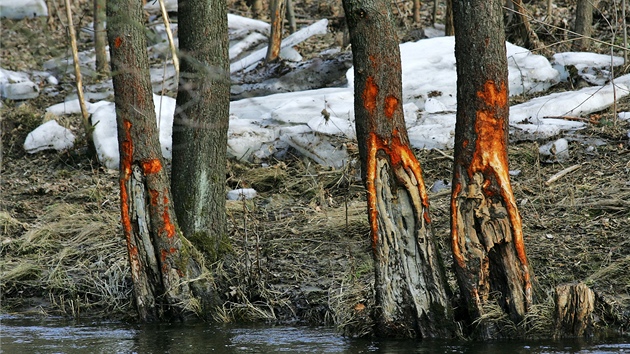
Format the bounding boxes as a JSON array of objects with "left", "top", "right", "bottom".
[
  {"left": 413, "top": 0, "right": 421, "bottom": 24},
  {"left": 285, "top": 0, "right": 297, "bottom": 33},
  {"left": 343, "top": 0, "right": 454, "bottom": 338},
  {"left": 451, "top": 0, "right": 532, "bottom": 339},
  {"left": 445, "top": 0, "right": 454, "bottom": 36},
  {"left": 554, "top": 283, "right": 595, "bottom": 338},
  {"left": 107, "top": 0, "right": 213, "bottom": 321},
  {"left": 172, "top": 0, "right": 230, "bottom": 262},
  {"left": 266, "top": 0, "right": 286, "bottom": 63},
  {"left": 94, "top": 0, "right": 108, "bottom": 75},
  {"left": 247, "top": 0, "right": 263, "bottom": 19},
  {"left": 572, "top": 0, "right": 593, "bottom": 51},
  {"left": 505, "top": 0, "right": 544, "bottom": 51}
]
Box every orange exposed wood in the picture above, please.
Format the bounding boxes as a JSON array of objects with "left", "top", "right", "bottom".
[
  {"left": 141, "top": 158, "right": 162, "bottom": 174},
  {"left": 365, "top": 134, "right": 379, "bottom": 250},
  {"left": 114, "top": 36, "right": 122, "bottom": 48},
  {"left": 362, "top": 76, "right": 378, "bottom": 114},
  {"left": 119, "top": 118, "right": 133, "bottom": 237},
  {"left": 384, "top": 95, "right": 398, "bottom": 119}
]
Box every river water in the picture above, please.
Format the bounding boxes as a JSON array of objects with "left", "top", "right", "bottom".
[{"left": 1, "top": 314, "right": 629, "bottom": 353}]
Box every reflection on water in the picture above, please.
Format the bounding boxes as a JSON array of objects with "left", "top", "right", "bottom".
[{"left": 1, "top": 314, "right": 629, "bottom": 353}]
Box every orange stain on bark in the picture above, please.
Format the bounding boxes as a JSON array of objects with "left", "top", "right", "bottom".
[
  {"left": 120, "top": 119, "right": 133, "bottom": 241},
  {"left": 384, "top": 95, "right": 398, "bottom": 119},
  {"left": 114, "top": 36, "right": 122, "bottom": 48},
  {"left": 149, "top": 189, "right": 159, "bottom": 206},
  {"left": 141, "top": 158, "right": 162, "bottom": 174},
  {"left": 362, "top": 77, "right": 378, "bottom": 114}
]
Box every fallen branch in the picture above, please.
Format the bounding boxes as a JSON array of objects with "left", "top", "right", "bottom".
[
  {"left": 230, "top": 19, "right": 328, "bottom": 73},
  {"left": 546, "top": 164, "right": 581, "bottom": 185},
  {"left": 543, "top": 115, "right": 599, "bottom": 124}
]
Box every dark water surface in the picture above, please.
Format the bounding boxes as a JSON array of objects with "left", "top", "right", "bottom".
[{"left": 1, "top": 314, "right": 629, "bottom": 353}]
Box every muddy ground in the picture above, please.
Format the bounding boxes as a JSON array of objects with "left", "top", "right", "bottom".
[{"left": 1, "top": 0, "right": 630, "bottom": 338}]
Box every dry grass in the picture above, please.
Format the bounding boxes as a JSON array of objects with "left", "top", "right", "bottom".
[
  {"left": 1, "top": 203, "right": 131, "bottom": 318},
  {"left": 1, "top": 0, "right": 629, "bottom": 338}
]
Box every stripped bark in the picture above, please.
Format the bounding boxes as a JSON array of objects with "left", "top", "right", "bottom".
[
  {"left": 107, "top": 0, "right": 213, "bottom": 321},
  {"left": 343, "top": 0, "right": 454, "bottom": 338},
  {"left": 452, "top": 0, "right": 532, "bottom": 339}
]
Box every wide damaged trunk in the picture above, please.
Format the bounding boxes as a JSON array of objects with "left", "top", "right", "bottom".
[
  {"left": 451, "top": 0, "right": 532, "bottom": 339},
  {"left": 107, "top": 0, "right": 213, "bottom": 321},
  {"left": 343, "top": 0, "right": 454, "bottom": 338}
]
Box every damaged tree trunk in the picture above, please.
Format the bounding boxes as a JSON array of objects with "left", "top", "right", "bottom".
[
  {"left": 107, "top": 0, "right": 213, "bottom": 321},
  {"left": 343, "top": 0, "right": 454, "bottom": 338},
  {"left": 266, "top": 0, "right": 286, "bottom": 63},
  {"left": 451, "top": 0, "right": 532, "bottom": 338},
  {"left": 554, "top": 283, "right": 595, "bottom": 338}
]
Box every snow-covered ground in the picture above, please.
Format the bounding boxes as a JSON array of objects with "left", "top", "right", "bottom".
[{"left": 8, "top": 8, "right": 630, "bottom": 174}]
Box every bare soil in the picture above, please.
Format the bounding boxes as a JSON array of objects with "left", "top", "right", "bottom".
[{"left": 1, "top": 0, "right": 630, "bottom": 338}]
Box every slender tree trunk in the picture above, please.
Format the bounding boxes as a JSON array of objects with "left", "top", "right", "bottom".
[
  {"left": 266, "top": 0, "right": 286, "bottom": 63},
  {"left": 452, "top": 0, "right": 532, "bottom": 339},
  {"left": 413, "top": 0, "right": 421, "bottom": 24},
  {"left": 572, "top": 0, "right": 593, "bottom": 51},
  {"left": 94, "top": 0, "right": 108, "bottom": 75},
  {"left": 445, "top": 0, "right": 454, "bottom": 36},
  {"left": 285, "top": 0, "right": 297, "bottom": 33},
  {"left": 65, "top": 0, "right": 98, "bottom": 162},
  {"left": 343, "top": 0, "right": 454, "bottom": 338},
  {"left": 505, "top": 0, "right": 543, "bottom": 51},
  {"left": 172, "top": 0, "right": 230, "bottom": 262},
  {"left": 107, "top": 0, "right": 213, "bottom": 321},
  {"left": 247, "top": 0, "right": 263, "bottom": 19}
]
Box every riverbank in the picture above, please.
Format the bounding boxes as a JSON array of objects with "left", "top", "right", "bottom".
[{"left": 2, "top": 0, "right": 630, "bottom": 338}]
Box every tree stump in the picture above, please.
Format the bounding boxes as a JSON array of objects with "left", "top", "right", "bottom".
[{"left": 554, "top": 283, "right": 595, "bottom": 337}]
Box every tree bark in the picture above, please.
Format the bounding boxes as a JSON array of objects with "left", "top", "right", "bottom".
[
  {"left": 266, "top": 0, "right": 286, "bottom": 63},
  {"left": 172, "top": 0, "right": 230, "bottom": 262},
  {"left": 572, "top": 0, "right": 593, "bottom": 51},
  {"left": 343, "top": 0, "right": 454, "bottom": 338},
  {"left": 94, "top": 0, "right": 108, "bottom": 75},
  {"left": 452, "top": 0, "right": 532, "bottom": 339},
  {"left": 107, "top": 0, "right": 213, "bottom": 321}
]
